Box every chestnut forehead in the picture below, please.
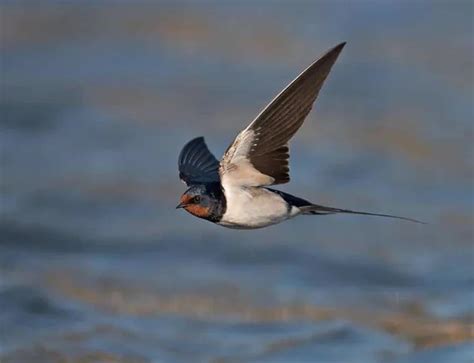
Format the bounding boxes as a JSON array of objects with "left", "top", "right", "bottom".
[{"left": 180, "top": 193, "right": 193, "bottom": 203}]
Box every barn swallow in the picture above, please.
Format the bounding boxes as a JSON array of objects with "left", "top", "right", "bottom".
[{"left": 176, "top": 42, "right": 422, "bottom": 229}]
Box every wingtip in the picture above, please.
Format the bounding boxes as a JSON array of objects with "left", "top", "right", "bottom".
[
  {"left": 318, "top": 42, "right": 346, "bottom": 62},
  {"left": 332, "top": 41, "right": 347, "bottom": 53}
]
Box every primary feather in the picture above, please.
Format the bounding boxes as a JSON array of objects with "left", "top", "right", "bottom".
[
  {"left": 220, "top": 42, "right": 346, "bottom": 188},
  {"left": 178, "top": 137, "right": 220, "bottom": 185}
]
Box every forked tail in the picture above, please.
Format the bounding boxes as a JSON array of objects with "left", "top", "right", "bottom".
[{"left": 300, "top": 204, "right": 425, "bottom": 224}]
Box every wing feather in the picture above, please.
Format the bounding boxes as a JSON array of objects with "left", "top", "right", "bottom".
[
  {"left": 178, "top": 137, "right": 220, "bottom": 185},
  {"left": 220, "top": 42, "right": 346, "bottom": 187}
]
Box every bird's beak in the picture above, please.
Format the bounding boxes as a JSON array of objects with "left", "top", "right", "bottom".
[{"left": 176, "top": 202, "right": 186, "bottom": 209}]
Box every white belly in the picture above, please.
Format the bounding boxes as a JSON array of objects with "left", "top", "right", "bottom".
[{"left": 219, "top": 187, "right": 299, "bottom": 229}]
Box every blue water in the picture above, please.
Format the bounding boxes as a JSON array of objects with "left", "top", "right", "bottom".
[{"left": 1, "top": 2, "right": 473, "bottom": 362}]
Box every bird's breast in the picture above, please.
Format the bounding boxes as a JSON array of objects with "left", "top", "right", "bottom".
[{"left": 218, "top": 187, "right": 291, "bottom": 229}]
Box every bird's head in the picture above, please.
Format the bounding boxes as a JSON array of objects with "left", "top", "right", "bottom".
[{"left": 176, "top": 185, "right": 214, "bottom": 219}]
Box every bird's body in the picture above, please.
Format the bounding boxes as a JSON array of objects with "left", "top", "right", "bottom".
[
  {"left": 176, "top": 42, "right": 422, "bottom": 228},
  {"left": 218, "top": 186, "right": 298, "bottom": 229}
]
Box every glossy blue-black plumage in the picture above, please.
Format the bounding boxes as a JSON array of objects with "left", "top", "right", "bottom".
[{"left": 178, "top": 137, "right": 220, "bottom": 185}]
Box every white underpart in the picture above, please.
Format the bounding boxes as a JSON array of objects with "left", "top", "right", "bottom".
[{"left": 218, "top": 186, "right": 301, "bottom": 229}]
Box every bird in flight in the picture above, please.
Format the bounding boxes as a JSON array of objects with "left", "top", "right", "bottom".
[{"left": 176, "top": 42, "right": 422, "bottom": 229}]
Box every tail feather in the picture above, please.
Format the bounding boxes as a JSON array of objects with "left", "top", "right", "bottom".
[{"left": 300, "top": 204, "right": 425, "bottom": 224}]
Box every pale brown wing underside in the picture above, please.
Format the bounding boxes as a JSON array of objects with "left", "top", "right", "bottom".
[{"left": 220, "top": 42, "right": 346, "bottom": 187}]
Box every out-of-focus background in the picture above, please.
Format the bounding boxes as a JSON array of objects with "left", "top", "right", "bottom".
[{"left": 1, "top": 1, "right": 473, "bottom": 362}]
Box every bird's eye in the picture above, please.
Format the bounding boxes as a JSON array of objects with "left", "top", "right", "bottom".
[{"left": 194, "top": 196, "right": 201, "bottom": 203}]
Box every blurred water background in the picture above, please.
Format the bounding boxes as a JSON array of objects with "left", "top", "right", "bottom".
[{"left": 1, "top": 1, "right": 473, "bottom": 362}]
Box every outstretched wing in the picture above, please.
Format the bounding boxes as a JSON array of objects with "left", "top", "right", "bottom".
[
  {"left": 178, "top": 137, "right": 220, "bottom": 185},
  {"left": 219, "top": 42, "right": 345, "bottom": 187}
]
